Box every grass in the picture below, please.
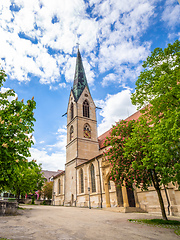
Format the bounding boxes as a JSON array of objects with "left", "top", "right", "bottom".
[
  {"left": 128, "top": 218, "right": 180, "bottom": 236},
  {"left": 0, "top": 238, "right": 12, "bottom": 240}
]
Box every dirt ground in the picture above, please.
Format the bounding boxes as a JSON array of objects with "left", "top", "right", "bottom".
[{"left": 0, "top": 205, "right": 179, "bottom": 240}]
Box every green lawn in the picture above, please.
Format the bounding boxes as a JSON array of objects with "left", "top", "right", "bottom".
[{"left": 128, "top": 219, "right": 180, "bottom": 236}]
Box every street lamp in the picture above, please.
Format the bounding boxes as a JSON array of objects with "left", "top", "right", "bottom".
[{"left": 88, "top": 187, "right": 91, "bottom": 209}]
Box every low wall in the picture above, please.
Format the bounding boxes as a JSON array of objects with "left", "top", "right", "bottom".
[
  {"left": 0, "top": 200, "right": 18, "bottom": 216},
  {"left": 23, "top": 199, "right": 51, "bottom": 205}
]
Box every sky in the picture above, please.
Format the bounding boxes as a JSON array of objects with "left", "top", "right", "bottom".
[{"left": 0, "top": 0, "right": 180, "bottom": 171}]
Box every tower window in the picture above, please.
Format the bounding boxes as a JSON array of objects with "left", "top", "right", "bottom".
[
  {"left": 83, "top": 100, "right": 89, "bottom": 118},
  {"left": 84, "top": 124, "right": 91, "bottom": 139},
  {"left": 90, "top": 164, "right": 96, "bottom": 193},
  {"left": 70, "top": 102, "right": 74, "bottom": 120},
  {"left": 70, "top": 125, "right": 74, "bottom": 141},
  {"left": 80, "top": 168, "right": 84, "bottom": 193}
]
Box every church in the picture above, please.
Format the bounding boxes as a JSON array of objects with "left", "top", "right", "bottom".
[{"left": 52, "top": 49, "right": 180, "bottom": 216}]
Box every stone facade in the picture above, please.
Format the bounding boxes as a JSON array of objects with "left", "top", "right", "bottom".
[
  {"left": 0, "top": 200, "right": 18, "bottom": 215},
  {"left": 53, "top": 49, "right": 180, "bottom": 216}
]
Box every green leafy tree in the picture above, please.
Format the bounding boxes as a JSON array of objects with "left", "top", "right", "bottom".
[
  {"left": 42, "top": 181, "right": 53, "bottom": 200},
  {"left": 123, "top": 117, "right": 170, "bottom": 220},
  {"left": 130, "top": 40, "right": 180, "bottom": 220},
  {"left": 10, "top": 160, "right": 45, "bottom": 202},
  {"left": 0, "top": 68, "right": 36, "bottom": 190},
  {"left": 104, "top": 40, "right": 180, "bottom": 220}
]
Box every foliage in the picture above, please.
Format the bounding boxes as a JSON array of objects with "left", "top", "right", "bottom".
[
  {"left": 131, "top": 39, "right": 180, "bottom": 113},
  {"left": 131, "top": 40, "right": 180, "bottom": 181},
  {"left": 31, "top": 195, "right": 35, "bottom": 205},
  {"left": 130, "top": 40, "right": 180, "bottom": 219},
  {"left": 104, "top": 119, "right": 151, "bottom": 190},
  {"left": 130, "top": 39, "right": 180, "bottom": 184},
  {"left": 0, "top": 68, "right": 36, "bottom": 190},
  {"left": 104, "top": 40, "right": 180, "bottom": 221},
  {"left": 10, "top": 160, "right": 45, "bottom": 201},
  {"left": 128, "top": 219, "right": 180, "bottom": 236},
  {"left": 42, "top": 181, "right": 53, "bottom": 200}
]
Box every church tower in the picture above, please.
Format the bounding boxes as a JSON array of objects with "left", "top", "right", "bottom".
[{"left": 64, "top": 49, "right": 99, "bottom": 206}]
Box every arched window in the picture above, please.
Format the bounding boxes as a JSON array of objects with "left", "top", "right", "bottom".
[
  {"left": 108, "top": 181, "right": 111, "bottom": 190},
  {"left": 58, "top": 179, "right": 61, "bottom": 194},
  {"left": 70, "top": 102, "right": 74, "bottom": 120},
  {"left": 80, "top": 169, "right": 84, "bottom": 193},
  {"left": 70, "top": 125, "right": 74, "bottom": 141},
  {"left": 83, "top": 123, "right": 91, "bottom": 139},
  {"left": 90, "top": 164, "right": 96, "bottom": 193},
  {"left": 83, "top": 100, "right": 89, "bottom": 118}
]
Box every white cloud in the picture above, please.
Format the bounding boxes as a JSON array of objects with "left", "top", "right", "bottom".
[
  {"left": 30, "top": 148, "right": 65, "bottom": 171},
  {"left": 0, "top": 0, "right": 155, "bottom": 87},
  {"left": 49, "top": 82, "right": 66, "bottom": 90},
  {"left": 102, "top": 73, "right": 118, "bottom": 87},
  {"left": 29, "top": 125, "right": 67, "bottom": 171},
  {"left": 162, "top": 0, "right": 180, "bottom": 27},
  {"left": 97, "top": 89, "right": 137, "bottom": 136},
  {"left": 101, "top": 63, "right": 143, "bottom": 87}
]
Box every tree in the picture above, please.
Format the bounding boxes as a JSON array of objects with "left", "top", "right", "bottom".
[
  {"left": 123, "top": 117, "right": 170, "bottom": 220},
  {"left": 104, "top": 40, "right": 180, "bottom": 220},
  {"left": 104, "top": 120, "right": 151, "bottom": 190},
  {"left": 130, "top": 40, "right": 180, "bottom": 219},
  {"left": 10, "top": 160, "right": 45, "bottom": 202},
  {"left": 0, "top": 68, "right": 36, "bottom": 190},
  {"left": 42, "top": 181, "right": 53, "bottom": 200}
]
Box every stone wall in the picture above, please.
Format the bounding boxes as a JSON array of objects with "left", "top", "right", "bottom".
[{"left": 0, "top": 200, "right": 18, "bottom": 215}]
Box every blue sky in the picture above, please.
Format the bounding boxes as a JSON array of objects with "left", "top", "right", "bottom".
[{"left": 0, "top": 0, "right": 180, "bottom": 171}]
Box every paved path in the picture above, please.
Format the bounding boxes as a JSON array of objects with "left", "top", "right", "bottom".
[{"left": 0, "top": 205, "right": 179, "bottom": 240}]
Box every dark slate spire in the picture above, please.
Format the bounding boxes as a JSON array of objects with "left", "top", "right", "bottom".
[{"left": 72, "top": 49, "right": 89, "bottom": 102}]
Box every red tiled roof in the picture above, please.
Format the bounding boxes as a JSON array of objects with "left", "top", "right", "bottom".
[
  {"left": 98, "top": 129, "right": 112, "bottom": 149},
  {"left": 53, "top": 170, "right": 65, "bottom": 179}
]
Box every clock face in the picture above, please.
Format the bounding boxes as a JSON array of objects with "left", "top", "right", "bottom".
[{"left": 84, "top": 130, "right": 91, "bottom": 139}]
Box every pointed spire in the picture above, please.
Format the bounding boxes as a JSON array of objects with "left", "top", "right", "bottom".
[{"left": 72, "top": 49, "right": 89, "bottom": 102}]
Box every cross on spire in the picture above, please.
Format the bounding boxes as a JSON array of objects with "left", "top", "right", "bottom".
[{"left": 76, "top": 42, "right": 80, "bottom": 49}]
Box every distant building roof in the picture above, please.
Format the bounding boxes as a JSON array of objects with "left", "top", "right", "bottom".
[
  {"left": 41, "top": 170, "right": 63, "bottom": 182},
  {"left": 53, "top": 170, "right": 65, "bottom": 179}
]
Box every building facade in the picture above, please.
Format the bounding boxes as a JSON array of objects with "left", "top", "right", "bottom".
[{"left": 53, "top": 49, "right": 180, "bottom": 216}]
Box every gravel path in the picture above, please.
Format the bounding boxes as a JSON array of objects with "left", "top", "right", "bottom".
[{"left": 0, "top": 205, "right": 179, "bottom": 240}]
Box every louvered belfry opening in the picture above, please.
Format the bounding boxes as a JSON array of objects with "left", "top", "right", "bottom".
[{"left": 83, "top": 100, "right": 89, "bottom": 118}]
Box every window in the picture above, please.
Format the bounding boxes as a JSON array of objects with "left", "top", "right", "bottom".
[
  {"left": 90, "top": 164, "right": 96, "bottom": 193},
  {"left": 70, "top": 125, "right": 74, "bottom": 141},
  {"left": 70, "top": 102, "right": 74, "bottom": 120},
  {"left": 108, "top": 181, "right": 111, "bottom": 190},
  {"left": 80, "top": 169, "right": 84, "bottom": 193},
  {"left": 58, "top": 179, "right": 61, "bottom": 194},
  {"left": 83, "top": 124, "right": 91, "bottom": 139},
  {"left": 83, "top": 100, "right": 89, "bottom": 118}
]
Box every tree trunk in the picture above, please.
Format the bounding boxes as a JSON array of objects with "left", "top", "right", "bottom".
[
  {"left": 155, "top": 185, "right": 168, "bottom": 220},
  {"left": 150, "top": 170, "right": 168, "bottom": 220}
]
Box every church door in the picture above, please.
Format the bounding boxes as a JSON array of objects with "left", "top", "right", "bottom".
[
  {"left": 127, "top": 188, "right": 135, "bottom": 207},
  {"left": 71, "top": 194, "right": 74, "bottom": 206}
]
